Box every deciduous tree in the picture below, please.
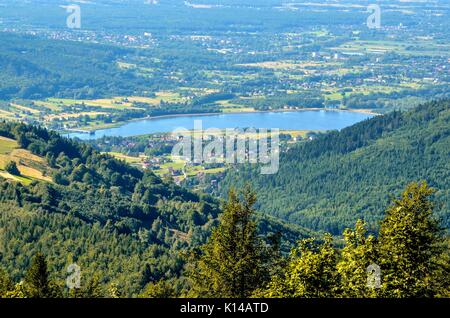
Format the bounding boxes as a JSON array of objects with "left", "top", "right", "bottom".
[
  {"left": 378, "top": 181, "right": 446, "bottom": 297},
  {"left": 337, "top": 220, "right": 379, "bottom": 297}
]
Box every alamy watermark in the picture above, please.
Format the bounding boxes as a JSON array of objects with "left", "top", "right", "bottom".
[
  {"left": 66, "top": 263, "right": 81, "bottom": 289},
  {"left": 367, "top": 4, "right": 381, "bottom": 29},
  {"left": 366, "top": 263, "right": 381, "bottom": 289},
  {"left": 170, "top": 120, "right": 280, "bottom": 175},
  {"left": 63, "top": 4, "right": 81, "bottom": 29}
]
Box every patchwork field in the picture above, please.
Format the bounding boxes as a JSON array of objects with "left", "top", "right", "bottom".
[
  {"left": 0, "top": 137, "right": 52, "bottom": 184},
  {"left": 333, "top": 40, "right": 450, "bottom": 57},
  {"left": 105, "top": 152, "right": 145, "bottom": 164}
]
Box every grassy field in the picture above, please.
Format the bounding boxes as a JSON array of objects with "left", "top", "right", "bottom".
[
  {"left": 333, "top": 40, "right": 450, "bottom": 57},
  {"left": 216, "top": 99, "right": 255, "bottom": 113},
  {"left": 0, "top": 136, "right": 18, "bottom": 154},
  {"left": 159, "top": 158, "right": 186, "bottom": 171},
  {"left": 323, "top": 91, "right": 344, "bottom": 101},
  {"left": 45, "top": 111, "right": 107, "bottom": 121},
  {"left": 0, "top": 171, "right": 33, "bottom": 185},
  {"left": 185, "top": 165, "right": 226, "bottom": 177},
  {"left": 111, "top": 152, "right": 228, "bottom": 180},
  {"left": 0, "top": 137, "right": 52, "bottom": 184},
  {"left": 281, "top": 130, "right": 316, "bottom": 138},
  {"left": 238, "top": 60, "right": 310, "bottom": 69},
  {"left": 321, "top": 83, "right": 418, "bottom": 101},
  {"left": 0, "top": 92, "right": 192, "bottom": 132},
  {"left": 105, "top": 152, "right": 145, "bottom": 164},
  {"left": 44, "top": 97, "right": 139, "bottom": 110},
  {"left": 126, "top": 91, "right": 188, "bottom": 105},
  {"left": 10, "top": 103, "right": 41, "bottom": 114},
  {"left": 0, "top": 109, "right": 17, "bottom": 120},
  {"left": 33, "top": 91, "right": 191, "bottom": 112}
]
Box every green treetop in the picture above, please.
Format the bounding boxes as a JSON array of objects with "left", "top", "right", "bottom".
[{"left": 189, "top": 186, "right": 271, "bottom": 297}]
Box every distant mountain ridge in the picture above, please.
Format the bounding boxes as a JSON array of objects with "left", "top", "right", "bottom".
[{"left": 219, "top": 99, "right": 450, "bottom": 234}]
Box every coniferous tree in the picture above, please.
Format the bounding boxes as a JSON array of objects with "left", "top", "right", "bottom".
[
  {"left": 0, "top": 268, "right": 14, "bottom": 297},
  {"left": 189, "top": 186, "right": 270, "bottom": 297},
  {"left": 139, "top": 263, "right": 155, "bottom": 289},
  {"left": 24, "top": 253, "right": 60, "bottom": 298},
  {"left": 109, "top": 283, "right": 122, "bottom": 298},
  {"left": 3, "top": 283, "right": 26, "bottom": 298},
  {"left": 5, "top": 161, "right": 20, "bottom": 176},
  {"left": 69, "top": 274, "right": 104, "bottom": 298}
]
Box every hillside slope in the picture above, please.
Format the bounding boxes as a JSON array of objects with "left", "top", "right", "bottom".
[
  {"left": 0, "top": 32, "right": 149, "bottom": 100},
  {"left": 0, "top": 121, "right": 311, "bottom": 295},
  {"left": 219, "top": 100, "right": 450, "bottom": 234},
  {"left": 0, "top": 136, "right": 53, "bottom": 184}
]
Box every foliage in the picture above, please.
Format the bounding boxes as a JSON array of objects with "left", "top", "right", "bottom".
[
  {"left": 0, "top": 33, "right": 145, "bottom": 100},
  {"left": 188, "top": 186, "right": 275, "bottom": 298},
  {"left": 0, "top": 181, "right": 448, "bottom": 298},
  {"left": 261, "top": 182, "right": 449, "bottom": 298},
  {"left": 378, "top": 182, "right": 446, "bottom": 297},
  {"left": 260, "top": 234, "right": 339, "bottom": 298},
  {"left": 139, "top": 279, "right": 177, "bottom": 298},
  {"left": 4, "top": 161, "right": 20, "bottom": 176},
  {"left": 69, "top": 275, "right": 105, "bottom": 298},
  {"left": 337, "top": 220, "right": 379, "bottom": 298},
  {"left": 0, "top": 121, "right": 306, "bottom": 296},
  {"left": 23, "top": 253, "right": 60, "bottom": 298},
  {"left": 0, "top": 268, "right": 14, "bottom": 297}
]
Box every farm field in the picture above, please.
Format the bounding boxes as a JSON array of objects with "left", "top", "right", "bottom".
[
  {"left": 0, "top": 137, "right": 52, "bottom": 184},
  {"left": 333, "top": 40, "right": 450, "bottom": 57},
  {"left": 1, "top": 30, "right": 447, "bottom": 133},
  {"left": 105, "top": 152, "right": 146, "bottom": 164}
]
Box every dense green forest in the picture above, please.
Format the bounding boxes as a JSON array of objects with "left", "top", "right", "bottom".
[
  {"left": 0, "top": 33, "right": 148, "bottom": 100},
  {"left": 0, "top": 120, "right": 309, "bottom": 296},
  {"left": 189, "top": 184, "right": 449, "bottom": 298},
  {"left": 219, "top": 100, "right": 450, "bottom": 234},
  {"left": 1, "top": 183, "right": 449, "bottom": 298}
]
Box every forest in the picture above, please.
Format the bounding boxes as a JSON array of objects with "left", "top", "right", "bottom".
[
  {"left": 0, "top": 101, "right": 449, "bottom": 297},
  {"left": 0, "top": 33, "right": 149, "bottom": 100},
  {"left": 218, "top": 99, "right": 450, "bottom": 234},
  {"left": 1, "top": 183, "right": 449, "bottom": 298},
  {"left": 0, "top": 120, "right": 309, "bottom": 296}
]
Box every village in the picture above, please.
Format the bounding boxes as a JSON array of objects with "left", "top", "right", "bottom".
[{"left": 90, "top": 129, "right": 317, "bottom": 190}]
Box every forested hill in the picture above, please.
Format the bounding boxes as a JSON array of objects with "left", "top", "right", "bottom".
[
  {"left": 0, "top": 33, "right": 148, "bottom": 100},
  {"left": 0, "top": 121, "right": 311, "bottom": 295},
  {"left": 219, "top": 99, "right": 450, "bottom": 234}
]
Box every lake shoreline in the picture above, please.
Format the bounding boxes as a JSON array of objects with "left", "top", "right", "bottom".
[{"left": 66, "top": 107, "right": 380, "bottom": 134}]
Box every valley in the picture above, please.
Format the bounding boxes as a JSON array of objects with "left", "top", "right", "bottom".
[
  {"left": 1, "top": 1, "right": 449, "bottom": 132},
  {"left": 0, "top": 0, "right": 448, "bottom": 301}
]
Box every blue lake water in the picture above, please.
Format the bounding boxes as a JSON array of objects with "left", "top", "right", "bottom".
[{"left": 67, "top": 110, "right": 374, "bottom": 140}]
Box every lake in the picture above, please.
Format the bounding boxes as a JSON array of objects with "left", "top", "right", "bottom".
[{"left": 67, "top": 110, "right": 375, "bottom": 140}]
